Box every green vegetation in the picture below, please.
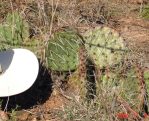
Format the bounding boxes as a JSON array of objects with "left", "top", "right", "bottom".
[
  {"left": 84, "top": 26, "right": 126, "bottom": 68},
  {"left": 0, "top": 12, "right": 29, "bottom": 50},
  {"left": 141, "top": 4, "right": 149, "bottom": 19},
  {"left": 0, "top": 11, "right": 42, "bottom": 59},
  {"left": 47, "top": 29, "right": 83, "bottom": 71},
  {"left": 0, "top": 0, "right": 149, "bottom": 120}
]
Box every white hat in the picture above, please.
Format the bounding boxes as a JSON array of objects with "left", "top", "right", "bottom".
[{"left": 0, "top": 48, "right": 39, "bottom": 97}]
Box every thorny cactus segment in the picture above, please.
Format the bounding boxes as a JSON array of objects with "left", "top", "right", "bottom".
[
  {"left": 47, "top": 30, "right": 83, "bottom": 71},
  {"left": 0, "top": 12, "right": 29, "bottom": 47},
  {"left": 84, "top": 26, "right": 126, "bottom": 68}
]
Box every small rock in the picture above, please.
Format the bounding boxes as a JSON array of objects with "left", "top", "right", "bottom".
[{"left": 31, "top": 117, "right": 37, "bottom": 121}]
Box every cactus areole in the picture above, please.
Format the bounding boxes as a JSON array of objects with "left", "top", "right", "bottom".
[{"left": 0, "top": 49, "right": 39, "bottom": 97}]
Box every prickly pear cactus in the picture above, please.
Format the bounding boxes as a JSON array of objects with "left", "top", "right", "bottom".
[
  {"left": 84, "top": 26, "right": 126, "bottom": 68},
  {"left": 0, "top": 12, "right": 29, "bottom": 49},
  {"left": 47, "top": 30, "right": 83, "bottom": 71}
]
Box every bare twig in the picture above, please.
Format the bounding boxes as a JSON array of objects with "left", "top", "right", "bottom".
[{"left": 47, "top": 0, "right": 59, "bottom": 36}]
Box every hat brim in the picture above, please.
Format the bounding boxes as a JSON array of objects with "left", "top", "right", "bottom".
[{"left": 0, "top": 48, "right": 39, "bottom": 97}]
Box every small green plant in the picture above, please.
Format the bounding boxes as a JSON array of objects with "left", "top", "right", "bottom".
[
  {"left": 9, "top": 112, "right": 17, "bottom": 121},
  {"left": 141, "top": 4, "right": 149, "bottom": 19},
  {"left": 8, "top": 107, "right": 18, "bottom": 121}
]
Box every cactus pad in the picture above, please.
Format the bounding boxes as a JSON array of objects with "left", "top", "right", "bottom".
[
  {"left": 84, "top": 26, "right": 126, "bottom": 68},
  {"left": 47, "top": 30, "right": 83, "bottom": 71},
  {"left": 0, "top": 12, "right": 29, "bottom": 49}
]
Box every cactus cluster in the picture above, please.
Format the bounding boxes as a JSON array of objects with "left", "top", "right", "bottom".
[
  {"left": 46, "top": 26, "right": 128, "bottom": 101},
  {"left": 47, "top": 26, "right": 127, "bottom": 71},
  {"left": 84, "top": 26, "right": 126, "bottom": 68},
  {"left": 47, "top": 30, "right": 83, "bottom": 71},
  {"left": 0, "top": 12, "right": 29, "bottom": 50}
]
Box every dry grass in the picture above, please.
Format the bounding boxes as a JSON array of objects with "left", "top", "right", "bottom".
[{"left": 0, "top": 0, "right": 149, "bottom": 121}]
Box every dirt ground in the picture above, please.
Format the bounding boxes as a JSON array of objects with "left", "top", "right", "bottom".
[{"left": 0, "top": 0, "right": 149, "bottom": 120}]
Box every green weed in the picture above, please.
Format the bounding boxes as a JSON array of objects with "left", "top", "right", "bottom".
[{"left": 141, "top": 4, "right": 149, "bottom": 19}]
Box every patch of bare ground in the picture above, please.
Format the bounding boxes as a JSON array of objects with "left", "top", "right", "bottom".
[
  {"left": 112, "top": 17, "right": 149, "bottom": 67},
  {"left": 15, "top": 95, "right": 68, "bottom": 121}
]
